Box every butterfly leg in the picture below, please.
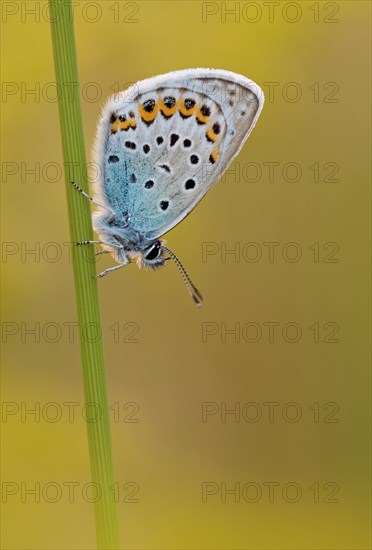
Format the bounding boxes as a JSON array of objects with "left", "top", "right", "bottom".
[
  {"left": 95, "top": 243, "right": 130, "bottom": 278},
  {"left": 76, "top": 240, "right": 126, "bottom": 265},
  {"left": 95, "top": 249, "right": 111, "bottom": 256},
  {"left": 76, "top": 240, "right": 103, "bottom": 246},
  {"left": 76, "top": 240, "right": 122, "bottom": 255},
  {"left": 95, "top": 261, "right": 129, "bottom": 279}
]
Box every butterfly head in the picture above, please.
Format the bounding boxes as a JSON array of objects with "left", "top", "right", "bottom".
[{"left": 138, "top": 240, "right": 166, "bottom": 270}]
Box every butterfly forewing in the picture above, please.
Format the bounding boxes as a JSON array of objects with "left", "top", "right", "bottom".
[{"left": 93, "top": 69, "right": 264, "bottom": 241}]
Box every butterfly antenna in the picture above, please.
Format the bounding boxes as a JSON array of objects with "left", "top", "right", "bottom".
[{"left": 163, "top": 246, "right": 203, "bottom": 308}]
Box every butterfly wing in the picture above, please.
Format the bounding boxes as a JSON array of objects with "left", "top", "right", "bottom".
[{"left": 93, "top": 69, "right": 264, "bottom": 242}]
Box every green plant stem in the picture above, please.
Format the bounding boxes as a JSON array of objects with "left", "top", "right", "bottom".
[{"left": 49, "top": 1, "right": 120, "bottom": 547}]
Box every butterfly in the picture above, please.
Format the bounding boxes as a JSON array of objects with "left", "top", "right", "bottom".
[{"left": 72, "top": 69, "right": 264, "bottom": 306}]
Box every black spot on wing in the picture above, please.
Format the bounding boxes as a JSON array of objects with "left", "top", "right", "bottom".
[
  {"left": 184, "top": 98, "right": 195, "bottom": 110},
  {"left": 125, "top": 141, "right": 136, "bottom": 150},
  {"left": 213, "top": 122, "right": 221, "bottom": 134},
  {"left": 108, "top": 155, "right": 119, "bottom": 164},
  {"left": 164, "top": 97, "right": 176, "bottom": 108},
  {"left": 185, "top": 179, "right": 195, "bottom": 190},
  {"left": 158, "top": 164, "right": 171, "bottom": 173},
  {"left": 143, "top": 99, "right": 155, "bottom": 112},
  {"left": 170, "top": 134, "right": 179, "bottom": 146}
]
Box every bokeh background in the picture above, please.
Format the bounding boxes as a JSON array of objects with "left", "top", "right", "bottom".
[{"left": 1, "top": 1, "right": 371, "bottom": 548}]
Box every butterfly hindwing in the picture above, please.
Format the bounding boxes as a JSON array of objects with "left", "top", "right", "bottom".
[{"left": 93, "top": 69, "right": 264, "bottom": 241}]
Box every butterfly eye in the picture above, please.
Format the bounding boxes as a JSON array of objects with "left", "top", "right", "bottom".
[{"left": 144, "top": 241, "right": 161, "bottom": 261}]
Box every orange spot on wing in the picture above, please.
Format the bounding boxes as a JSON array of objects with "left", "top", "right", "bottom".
[
  {"left": 196, "top": 109, "right": 210, "bottom": 125},
  {"left": 138, "top": 101, "right": 159, "bottom": 123},
  {"left": 159, "top": 99, "right": 178, "bottom": 118},
  {"left": 179, "top": 100, "right": 197, "bottom": 118},
  {"left": 206, "top": 128, "right": 219, "bottom": 142},
  {"left": 209, "top": 146, "right": 220, "bottom": 164},
  {"left": 119, "top": 119, "right": 137, "bottom": 131},
  {"left": 111, "top": 118, "right": 120, "bottom": 133}
]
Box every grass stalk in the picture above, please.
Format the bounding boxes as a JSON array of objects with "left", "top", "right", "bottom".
[{"left": 49, "top": 1, "right": 120, "bottom": 547}]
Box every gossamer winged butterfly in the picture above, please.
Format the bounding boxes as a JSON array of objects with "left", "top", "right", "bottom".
[{"left": 72, "top": 69, "right": 264, "bottom": 306}]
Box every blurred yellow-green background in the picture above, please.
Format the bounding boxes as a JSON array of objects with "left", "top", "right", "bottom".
[{"left": 1, "top": 1, "right": 371, "bottom": 548}]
